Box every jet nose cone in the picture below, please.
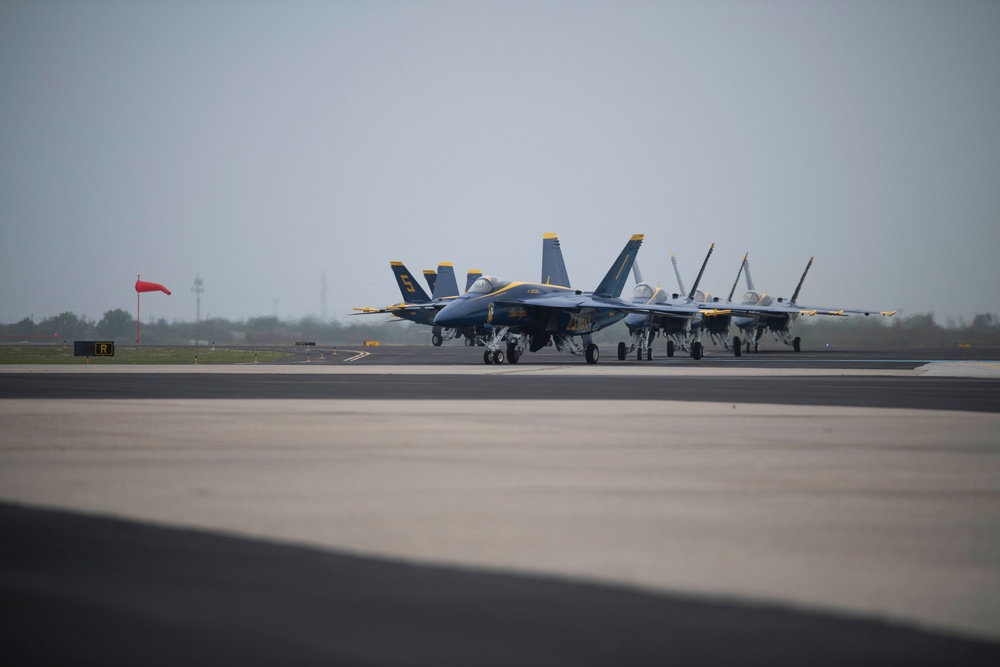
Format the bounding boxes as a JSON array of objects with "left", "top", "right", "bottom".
[
  {"left": 624, "top": 313, "right": 647, "bottom": 327},
  {"left": 434, "top": 300, "right": 470, "bottom": 328}
]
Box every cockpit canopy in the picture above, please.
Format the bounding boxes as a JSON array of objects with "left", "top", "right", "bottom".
[
  {"left": 632, "top": 283, "right": 667, "bottom": 304},
  {"left": 742, "top": 291, "right": 772, "bottom": 306},
  {"left": 468, "top": 276, "right": 510, "bottom": 294},
  {"left": 633, "top": 284, "right": 654, "bottom": 300}
]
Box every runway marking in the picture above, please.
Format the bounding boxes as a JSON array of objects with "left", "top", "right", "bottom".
[{"left": 343, "top": 350, "right": 370, "bottom": 362}]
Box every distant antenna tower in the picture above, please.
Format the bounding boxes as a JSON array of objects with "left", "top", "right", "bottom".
[
  {"left": 191, "top": 274, "right": 204, "bottom": 322},
  {"left": 320, "top": 272, "right": 328, "bottom": 321}
]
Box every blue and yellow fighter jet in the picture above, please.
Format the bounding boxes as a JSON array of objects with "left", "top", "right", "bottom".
[
  {"left": 353, "top": 261, "right": 466, "bottom": 346},
  {"left": 435, "top": 233, "right": 701, "bottom": 365}
]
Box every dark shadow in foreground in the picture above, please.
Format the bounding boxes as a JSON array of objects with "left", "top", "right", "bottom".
[{"left": 2, "top": 502, "right": 997, "bottom": 667}]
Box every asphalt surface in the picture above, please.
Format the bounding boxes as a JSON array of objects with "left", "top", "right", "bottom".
[
  {"left": 3, "top": 344, "right": 999, "bottom": 411},
  {"left": 5, "top": 502, "right": 1000, "bottom": 667},
  {"left": 2, "top": 345, "right": 999, "bottom": 665}
]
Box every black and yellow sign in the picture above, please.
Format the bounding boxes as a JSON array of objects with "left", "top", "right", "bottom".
[{"left": 74, "top": 341, "right": 115, "bottom": 357}]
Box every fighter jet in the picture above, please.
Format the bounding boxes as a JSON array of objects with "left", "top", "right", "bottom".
[
  {"left": 617, "top": 244, "right": 730, "bottom": 361},
  {"left": 435, "top": 234, "right": 722, "bottom": 364},
  {"left": 352, "top": 261, "right": 465, "bottom": 346},
  {"left": 722, "top": 255, "right": 896, "bottom": 353},
  {"left": 446, "top": 232, "right": 576, "bottom": 348},
  {"left": 353, "top": 234, "right": 577, "bottom": 348}
]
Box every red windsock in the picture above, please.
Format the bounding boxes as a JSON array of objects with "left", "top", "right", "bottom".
[{"left": 135, "top": 279, "right": 171, "bottom": 295}]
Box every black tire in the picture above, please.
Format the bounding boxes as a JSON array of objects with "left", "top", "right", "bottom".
[
  {"left": 585, "top": 343, "right": 599, "bottom": 365},
  {"left": 793, "top": 336, "right": 801, "bottom": 352},
  {"left": 506, "top": 342, "right": 519, "bottom": 364},
  {"left": 617, "top": 342, "right": 626, "bottom": 361},
  {"left": 466, "top": 337, "right": 475, "bottom": 347},
  {"left": 494, "top": 350, "right": 504, "bottom": 364},
  {"left": 432, "top": 333, "right": 443, "bottom": 347},
  {"left": 692, "top": 342, "right": 703, "bottom": 360},
  {"left": 667, "top": 341, "right": 675, "bottom": 358},
  {"left": 637, "top": 348, "right": 642, "bottom": 361},
  {"left": 733, "top": 336, "right": 741, "bottom": 357},
  {"left": 483, "top": 350, "right": 493, "bottom": 364},
  {"left": 646, "top": 348, "right": 653, "bottom": 361}
]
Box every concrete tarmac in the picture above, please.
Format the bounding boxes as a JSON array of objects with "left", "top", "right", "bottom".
[{"left": 1, "top": 346, "right": 999, "bottom": 664}]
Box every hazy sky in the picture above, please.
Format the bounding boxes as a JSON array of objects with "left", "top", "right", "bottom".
[{"left": 2, "top": 0, "right": 998, "bottom": 326}]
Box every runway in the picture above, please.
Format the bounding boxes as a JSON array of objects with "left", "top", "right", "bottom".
[{"left": 2, "top": 345, "right": 999, "bottom": 664}]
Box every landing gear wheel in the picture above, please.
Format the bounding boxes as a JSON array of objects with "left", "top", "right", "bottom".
[
  {"left": 483, "top": 350, "right": 493, "bottom": 365},
  {"left": 667, "top": 341, "right": 675, "bottom": 358},
  {"left": 585, "top": 343, "right": 600, "bottom": 365},
  {"left": 754, "top": 342, "right": 759, "bottom": 353},
  {"left": 432, "top": 333, "right": 443, "bottom": 347},
  {"left": 465, "top": 336, "right": 475, "bottom": 347},
  {"left": 793, "top": 337, "right": 801, "bottom": 352},
  {"left": 493, "top": 350, "right": 505, "bottom": 364},
  {"left": 618, "top": 342, "right": 626, "bottom": 361},
  {"left": 733, "top": 336, "right": 741, "bottom": 357},
  {"left": 691, "top": 341, "right": 703, "bottom": 360},
  {"left": 506, "top": 342, "right": 520, "bottom": 364},
  {"left": 647, "top": 348, "right": 653, "bottom": 361},
  {"left": 637, "top": 348, "right": 643, "bottom": 361}
]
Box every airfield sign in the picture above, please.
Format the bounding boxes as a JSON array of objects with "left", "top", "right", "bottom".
[{"left": 74, "top": 341, "right": 115, "bottom": 357}]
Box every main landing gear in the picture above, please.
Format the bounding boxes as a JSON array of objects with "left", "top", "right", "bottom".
[
  {"left": 483, "top": 349, "right": 505, "bottom": 364},
  {"left": 506, "top": 341, "right": 521, "bottom": 364}
]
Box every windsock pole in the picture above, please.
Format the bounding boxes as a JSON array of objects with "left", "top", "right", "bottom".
[{"left": 136, "top": 274, "right": 141, "bottom": 346}]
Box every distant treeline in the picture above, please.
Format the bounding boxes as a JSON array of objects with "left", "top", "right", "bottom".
[{"left": 2, "top": 309, "right": 999, "bottom": 348}]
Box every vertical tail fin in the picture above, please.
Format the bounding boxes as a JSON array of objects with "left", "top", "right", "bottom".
[
  {"left": 423, "top": 269, "right": 437, "bottom": 295},
  {"left": 465, "top": 270, "right": 483, "bottom": 293},
  {"left": 670, "top": 253, "right": 686, "bottom": 296},
  {"left": 743, "top": 255, "right": 756, "bottom": 292},
  {"left": 632, "top": 260, "right": 644, "bottom": 285},
  {"left": 432, "top": 263, "right": 460, "bottom": 299},
  {"left": 789, "top": 257, "right": 813, "bottom": 305},
  {"left": 727, "top": 253, "right": 747, "bottom": 302},
  {"left": 687, "top": 243, "right": 715, "bottom": 301},
  {"left": 390, "top": 261, "right": 431, "bottom": 303},
  {"left": 594, "top": 234, "right": 644, "bottom": 298},
  {"left": 541, "top": 233, "right": 572, "bottom": 287}
]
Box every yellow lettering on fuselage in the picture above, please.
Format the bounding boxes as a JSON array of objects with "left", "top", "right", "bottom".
[{"left": 566, "top": 312, "right": 592, "bottom": 332}]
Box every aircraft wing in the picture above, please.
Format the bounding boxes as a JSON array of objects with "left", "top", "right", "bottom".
[
  {"left": 707, "top": 302, "right": 895, "bottom": 318},
  {"left": 792, "top": 303, "right": 897, "bottom": 317},
  {"left": 351, "top": 299, "right": 454, "bottom": 315},
  {"left": 492, "top": 294, "right": 713, "bottom": 320}
]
